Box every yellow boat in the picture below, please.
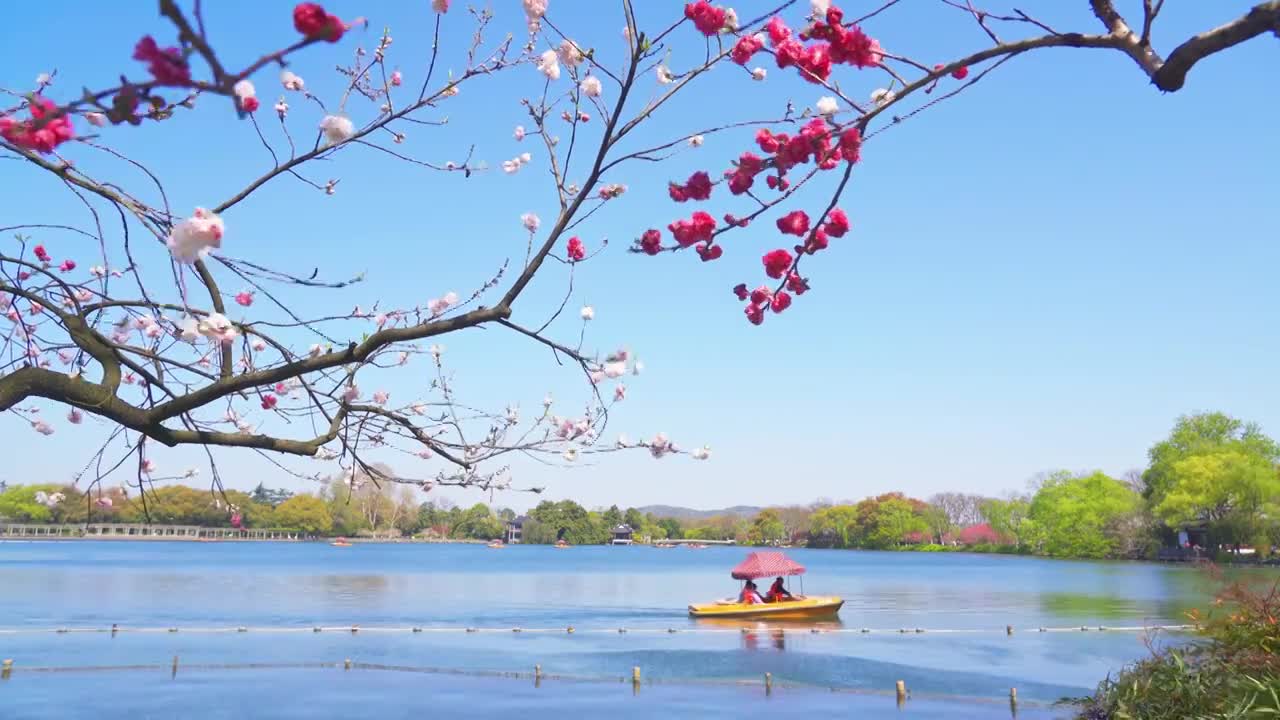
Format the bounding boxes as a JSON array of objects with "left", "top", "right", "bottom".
[
  {"left": 689, "top": 595, "right": 844, "bottom": 619},
  {"left": 689, "top": 551, "right": 842, "bottom": 620}
]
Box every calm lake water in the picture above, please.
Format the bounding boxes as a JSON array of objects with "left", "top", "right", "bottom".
[{"left": 0, "top": 542, "right": 1218, "bottom": 718}]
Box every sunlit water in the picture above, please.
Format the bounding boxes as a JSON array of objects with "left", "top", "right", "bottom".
[{"left": 0, "top": 542, "right": 1216, "bottom": 718}]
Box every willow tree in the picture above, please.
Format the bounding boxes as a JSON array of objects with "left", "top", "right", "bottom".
[{"left": 2, "top": 1, "right": 1274, "bottom": 515}]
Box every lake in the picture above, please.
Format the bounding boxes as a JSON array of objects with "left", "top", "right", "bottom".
[{"left": 0, "top": 542, "right": 1216, "bottom": 718}]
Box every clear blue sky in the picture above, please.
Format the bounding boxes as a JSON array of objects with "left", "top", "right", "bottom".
[{"left": 3, "top": 1, "right": 1276, "bottom": 511}]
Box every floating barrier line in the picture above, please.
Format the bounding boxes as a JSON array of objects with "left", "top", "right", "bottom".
[
  {"left": 0, "top": 659, "right": 1057, "bottom": 710},
  {"left": 0, "top": 623, "right": 1195, "bottom": 636}
]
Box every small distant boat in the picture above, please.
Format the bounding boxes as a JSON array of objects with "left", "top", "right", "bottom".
[
  {"left": 554, "top": 539, "right": 570, "bottom": 549},
  {"left": 685, "top": 543, "right": 707, "bottom": 550},
  {"left": 487, "top": 540, "right": 505, "bottom": 549},
  {"left": 688, "top": 551, "right": 843, "bottom": 620},
  {"left": 330, "top": 537, "right": 352, "bottom": 547}
]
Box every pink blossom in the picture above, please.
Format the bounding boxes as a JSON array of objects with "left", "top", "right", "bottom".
[
  {"left": 390, "top": 70, "right": 403, "bottom": 86},
  {"left": 252, "top": 339, "right": 267, "bottom": 352},
  {"left": 167, "top": 208, "right": 224, "bottom": 263},
  {"left": 373, "top": 390, "right": 390, "bottom": 405},
  {"left": 514, "top": 125, "right": 526, "bottom": 141},
  {"left": 342, "top": 385, "right": 359, "bottom": 402},
  {"left": 67, "top": 408, "right": 83, "bottom": 424},
  {"left": 431, "top": 0, "right": 449, "bottom": 11},
  {"left": 85, "top": 112, "right": 106, "bottom": 127},
  {"left": 59, "top": 259, "right": 76, "bottom": 273},
  {"left": 579, "top": 75, "right": 602, "bottom": 98},
  {"left": 427, "top": 291, "right": 458, "bottom": 316},
  {"left": 521, "top": 212, "right": 540, "bottom": 232},
  {"left": 235, "top": 291, "right": 254, "bottom": 307},
  {"left": 614, "top": 385, "right": 626, "bottom": 401},
  {"left": 603, "top": 361, "right": 626, "bottom": 378},
  {"left": 32, "top": 420, "right": 54, "bottom": 436},
  {"left": 141, "top": 458, "right": 155, "bottom": 474}
]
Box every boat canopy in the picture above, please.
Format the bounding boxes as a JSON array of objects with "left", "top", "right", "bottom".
[{"left": 730, "top": 551, "right": 806, "bottom": 580}]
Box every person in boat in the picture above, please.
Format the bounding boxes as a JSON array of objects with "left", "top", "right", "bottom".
[
  {"left": 765, "top": 577, "right": 793, "bottom": 603},
  {"left": 738, "top": 580, "right": 765, "bottom": 604}
]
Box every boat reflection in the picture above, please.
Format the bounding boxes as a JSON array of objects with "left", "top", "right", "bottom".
[{"left": 692, "top": 617, "right": 845, "bottom": 652}]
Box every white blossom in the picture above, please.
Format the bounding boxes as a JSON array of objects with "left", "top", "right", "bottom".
[
  {"left": 751, "top": 67, "right": 767, "bottom": 81},
  {"left": 557, "top": 39, "right": 584, "bottom": 67},
  {"left": 810, "top": 0, "right": 831, "bottom": 18},
  {"left": 280, "top": 70, "right": 305, "bottom": 91},
  {"left": 580, "top": 305, "right": 594, "bottom": 321},
  {"left": 233, "top": 79, "right": 256, "bottom": 100},
  {"left": 656, "top": 65, "right": 674, "bottom": 84},
  {"left": 562, "top": 448, "right": 579, "bottom": 462},
  {"left": 579, "top": 75, "right": 602, "bottom": 98},
  {"left": 691, "top": 445, "right": 712, "bottom": 460},
  {"left": 536, "top": 49, "right": 561, "bottom": 81},
  {"left": 514, "top": 125, "right": 526, "bottom": 141},
  {"left": 870, "top": 88, "right": 896, "bottom": 107},
  {"left": 521, "top": 212, "right": 541, "bottom": 232},
  {"left": 723, "top": 8, "right": 739, "bottom": 31},
  {"left": 85, "top": 112, "right": 106, "bottom": 127},
  {"left": 319, "top": 115, "right": 355, "bottom": 144},
  {"left": 816, "top": 96, "right": 839, "bottom": 115},
  {"left": 688, "top": 135, "right": 704, "bottom": 147}
]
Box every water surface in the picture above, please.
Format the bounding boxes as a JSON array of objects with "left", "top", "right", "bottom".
[{"left": 0, "top": 541, "right": 1216, "bottom": 718}]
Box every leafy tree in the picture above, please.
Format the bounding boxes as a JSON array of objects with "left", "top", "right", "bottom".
[
  {"left": 1026, "top": 471, "right": 1140, "bottom": 558},
  {"left": 452, "top": 503, "right": 504, "bottom": 540},
  {"left": 748, "top": 509, "right": 787, "bottom": 546},
  {"left": 981, "top": 497, "right": 1032, "bottom": 549},
  {"left": 921, "top": 504, "right": 952, "bottom": 543},
  {"left": 808, "top": 505, "right": 859, "bottom": 549},
  {"left": 657, "top": 517, "right": 684, "bottom": 540},
  {"left": 602, "top": 505, "right": 623, "bottom": 527},
  {"left": 249, "top": 484, "right": 294, "bottom": 508},
  {"left": 861, "top": 497, "right": 929, "bottom": 549},
  {"left": 624, "top": 507, "right": 645, "bottom": 529},
  {"left": 0, "top": 484, "right": 59, "bottom": 522},
  {"left": 274, "top": 495, "right": 333, "bottom": 535}
]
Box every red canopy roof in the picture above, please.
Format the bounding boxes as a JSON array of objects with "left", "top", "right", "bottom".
[{"left": 730, "top": 551, "right": 806, "bottom": 580}]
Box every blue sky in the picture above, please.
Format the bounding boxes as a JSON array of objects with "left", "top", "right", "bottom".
[{"left": 2, "top": 1, "right": 1276, "bottom": 511}]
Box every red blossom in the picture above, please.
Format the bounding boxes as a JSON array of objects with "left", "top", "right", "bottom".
[
  {"left": 684, "top": 1, "right": 726, "bottom": 36},
  {"left": 776, "top": 210, "right": 810, "bottom": 237},
  {"left": 951, "top": 65, "right": 970, "bottom": 80},
  {"left": 745, "top": 303, "right": 765, "bottom": 326},
  {"left": 838, "top": 127, "right": 862, "bottom": 164},
  {"left": 824, "top": 208, "right": 850, "bottom": 238},
  {"left": 240, "top": 96, "right": 260, "bottom": 113},
  {"left": 33, "top": 245, "right": 51, "bottom": 263},
  {"left": 749, "top": 285, "right": 772, "bottom": 305},
  {"left": 261, "top": 394, "right": 279, "bottom": 410},
  {"left": 132, "top": 36, "right": 192, "bottom": 85},
  {"left": 293, "top": 3, "right": 345, "bottom": 42},
  {"left": 58, "top": 259, "right": 76, "bottom": 273},
  {"left": 670, "top": 171, "right": 713, "bottom": 202},
  {"left": 731, "top": 35, "right": 764, "bottom": 65},
  {"left": 786, "top": 272, "right": 809, "bottom": 295},
  {"left": 755, "top": 129, "right": 780, "bottom": 153},
  {"left": 774, "top": 39, "right": 804, "bottom": 69},
  {"left": 803, "top": 226, "right": 829, "bottom": 254},
  {"left": 639, "top": 228, "right": 663, "bottom": 255},
  {"left": 1, "top": 97, "right": 75, "bottom": 154},
  {"left": 566, "top": 236, "right": 586, "bottom": 262},
  {"left": 799, "top": 43, "right": 833, "bottom": 82},
  {"left": 696, "top": 243, "right": 723, "bottom": 261},
  {"left": 762, "top": 248, "right": 793, "bottom": 279},
  {"left": 733, "top": 283, "right": 749, "bottom": 301},
  {"left": 766, "top": 16, "right": 791, "bottom": 45},
  {"left": 235, "top": 292, "right": 254, "bottom": 307},
  {"left": 770, "top": 291, "right": 792, "bottom": 313},
  {"left": 668, "top": 211, "right": 716, "bottom": 247}
]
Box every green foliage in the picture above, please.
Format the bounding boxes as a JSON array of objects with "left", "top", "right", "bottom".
[
  {"left": 526, "top": 500, "right": 608, "bottom": 545},
  {"left": 451, "top": 503, "right": 504, "bottom": 540},
  {"left": 981, "top": 497, "right": 1032, "bottom": 548},
  {"left": 0, "top": 484, "right": 60, "bottom": 522},
  {"left": 747, "top": 509, "right": 786, "bottom": 546},
  {"left": 273, "top": 495, "right": 332, "bottom": 535},
  {"left": 808, "top": 505, "right": 859, "bottom": 548},
  {"left": 1074, "top": 579, "right": 1280, "bottom": 719},
  {"left": 1027, "top": 471, "right": 1140, "bottom": 559}
]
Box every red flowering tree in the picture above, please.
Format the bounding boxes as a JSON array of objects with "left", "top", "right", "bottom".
[{"left": 1, "top": 0, "right": 1275, "bottom": 513}]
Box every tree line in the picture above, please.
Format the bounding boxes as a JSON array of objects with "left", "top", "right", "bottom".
[{"left": 2, "top": 412, "right": 1275, "bottom": 559}]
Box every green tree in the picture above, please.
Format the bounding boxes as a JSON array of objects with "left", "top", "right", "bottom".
[
  {"left": 1144, "top": 412, "right": 1280, "bottom": 501},
  {"left": 1153, "top": 450, "right": 1279, "bottom": 547},
  {"left": 980, "top": 497, "right": 1032, "bottom": 549},
  {"left": 249, "top": 483, "right": 294, "bottom": 507},
  {"left": 1027, "top": 471, "right": 1140, "bottom": 558},
  {"left": 748, "top": 509, "right": 786, "bottom": 546},
  {"left": 0, "top": 484, "right": 60, "bottom": 522},
  {"left": 657, "top": 517, "right": 683, "bottom": 540},
  {"left": 808, "top": 505, "right": 859, "bottom": 548},
  {"left": 861, "top": 497, "right": 929, "bottom": 549},
  {"left": 452, "top": 503, "right": 504, "bottom": 540},
  {"left": 602, "top": 505, "right": 623, "bottom": 527},
  {"left": 274, "top": 495, "right": 333, "bottom": 535},
  {"left": 921, "top": 504, "right": 952, "bottom": 543},
  {"left": 623, "top": 507, "right": 645, "bottom": 529}
]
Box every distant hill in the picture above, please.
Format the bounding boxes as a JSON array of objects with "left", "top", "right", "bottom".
[{"left": 637, "top": 505, "right": 763, "bottom": 520}]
